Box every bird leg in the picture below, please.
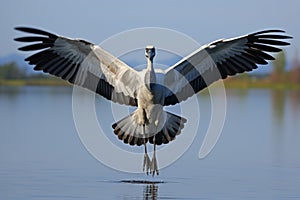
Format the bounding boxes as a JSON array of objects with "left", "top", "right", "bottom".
[
  {"left": 151, "top": 143, "right": 159, "bottom": 176},
  {"left": 143, "top": 142, "right": 151, "bottom": 175}
]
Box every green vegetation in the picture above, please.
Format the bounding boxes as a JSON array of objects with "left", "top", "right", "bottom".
[
  {"left": 0, "top": 62, "right": 68, "bottom": 86},
  {"left": 224, "top": 51, "right": 300, "bottom": 89},
  {"left": 0, "top": 62, "right": 26, "bottom": 80},
  {"left": 1, "top": 51, "right": 300, "bottom": 89},
  {"left": 223, "top": 78, "right": 300, "bottom": 90}
]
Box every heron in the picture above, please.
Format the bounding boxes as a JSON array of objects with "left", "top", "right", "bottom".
[{"left": 15, "top": 27, "right": 291, "bottom": 176}]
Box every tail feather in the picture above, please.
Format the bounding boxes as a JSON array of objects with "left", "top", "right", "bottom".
[
  {"left": 112, "top": 114, "right": 146, "bottom": 146},
  {"left": 112, "top": 111, "right": 187, "bottom": 146},
  {"left": 149, "top": 112, "right": 186, "bottom": 145}
]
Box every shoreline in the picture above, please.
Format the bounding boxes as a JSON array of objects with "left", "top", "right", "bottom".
[{"left": 1, "top": 79, "right": 300, "bottom": 90}]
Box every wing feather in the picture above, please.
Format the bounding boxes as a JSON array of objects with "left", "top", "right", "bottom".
[
  {"left": 15, "top": 27, "right": 140, "bottom": 106},
  {"left": 164, "top": 29, "right": 292, "bottom": 105}
]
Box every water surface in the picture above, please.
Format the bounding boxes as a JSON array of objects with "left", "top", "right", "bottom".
[{"left": 0, "top": 86, "right": 299, "bottom": 199}]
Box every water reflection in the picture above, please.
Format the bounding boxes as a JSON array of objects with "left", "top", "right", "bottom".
[
  {"left": 0, "top": 86, "right": 21, "bottom": 99},
  {"left": 271, "top": 89, "right": 300, "bottom": 129},
  {"left": 288, "top": 90, "right": 300, "bottom": 122},
  {"left": 225, "top": 88, "right": 300, "bottom": 131},
  {"left": 119, "top": 180, "right": 161, "bottom": 199},
  {"left": 271, "top": 89, "right": 287, "bottom": 129},
  {"left": 143, "top": 184, "right": 158, "bottom": 200}
]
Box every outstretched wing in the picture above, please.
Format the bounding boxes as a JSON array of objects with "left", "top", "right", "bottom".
[
  {"left": 163, "top": 29, "right": 292, "bottom": 106},
  {"left": 14, "top": 27, "right": 140, "bottom": 106}
]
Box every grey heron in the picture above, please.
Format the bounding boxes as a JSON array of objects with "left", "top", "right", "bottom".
[{"left": 14, "top": 27, "right": 291, "bottom": 176}]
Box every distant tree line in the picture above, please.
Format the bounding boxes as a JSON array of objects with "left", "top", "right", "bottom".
[
  {"left": 0, "top": 62, "right": 48, "bottom": 80},
  {"left": 271, "top": 51, "right": 300, "bottom": 84},
  {"left": 0, "top": 62, "right": 26, "bottom": 79},
  {"left": 287, "top": 51, "right": 300, "bottom": 84}
]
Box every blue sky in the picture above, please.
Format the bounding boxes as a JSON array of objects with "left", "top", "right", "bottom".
[{"left": 1, "top": 0, "right": 299, "bottom": 61}]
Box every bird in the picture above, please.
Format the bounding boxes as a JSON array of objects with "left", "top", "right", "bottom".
[{"left": 14, "top": 27, "right": 292, "bottom": 176}]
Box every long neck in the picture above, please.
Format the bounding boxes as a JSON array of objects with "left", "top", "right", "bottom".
[
  {"left": 147, "top": 57, "right": 154, "bottom": 72},
  {"left": 145, "top": 57, "right": 156, "bottom": 89}
]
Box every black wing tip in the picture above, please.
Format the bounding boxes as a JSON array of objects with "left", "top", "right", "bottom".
[
  {"left": 14, "top": 26, "right": 39, "bottom": 33},
  {"left": 14, "top": 37, "right": 22, "bottom": 42},
  {"left": 14, "top": 26, "right": 57, "bottom": 38},
  {"left": 14, "top": 26, "right": 28, "bottom": 31},
  {"left": 253, "top": 29, "right": 285, "bottom": 34},
  {"left": 252, "top": 29, "right": 293, "bottom": 39},
  {"left": 14, "top": 26, "right": 58, "bottom": 51}
]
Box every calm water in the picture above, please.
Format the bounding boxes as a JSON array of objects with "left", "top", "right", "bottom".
[{"left": 0, "top": 86, "right": 300, "bottom": 200}]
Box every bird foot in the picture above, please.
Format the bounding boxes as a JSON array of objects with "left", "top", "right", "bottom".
[
  {"left": 143, "top": 153, "right": 151, "bottom": 175},
  {"left": 142, "top": 153, "right": 159, "bottom": 176},
  {"left": 150, "top": 156, "right": 159, "bottom": 176}
]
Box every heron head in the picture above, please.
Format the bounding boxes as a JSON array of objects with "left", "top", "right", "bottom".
[{"left": 145, "top": 45, "right": 156, "bottom": 60}]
